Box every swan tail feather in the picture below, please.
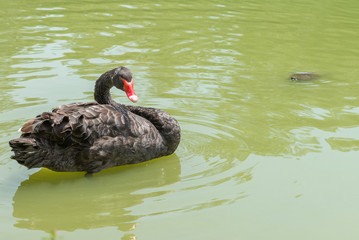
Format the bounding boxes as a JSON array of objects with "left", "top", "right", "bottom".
[
  {"left": 9, "top": 137, "right": 83, "bottom": 171},
  {"left": 9, "top": 137, "right": 44, "bottom": 168}
]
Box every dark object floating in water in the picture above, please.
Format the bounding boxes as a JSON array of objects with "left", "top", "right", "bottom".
[
  {"left": 290, "top": 72, "right": 321, "bottom": 81},
  {"left": 9, "top": 66, "right": 181, "bottom": 174}
]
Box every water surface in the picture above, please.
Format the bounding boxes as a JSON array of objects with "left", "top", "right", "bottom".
[{"left": 1, "top": 0, "right": 359, "bottom": 239}]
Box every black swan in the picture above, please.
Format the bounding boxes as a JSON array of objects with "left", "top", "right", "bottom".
[{"left": 9, "top": 66, "right": 181, "bottom": 174}]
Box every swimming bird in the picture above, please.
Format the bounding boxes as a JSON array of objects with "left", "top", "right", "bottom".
[
  {"left": 9, "top": 66, "right": 181, "bottom": 174},
  {"left": 290, "top": 72, "right": 321, "bottom": 81}
]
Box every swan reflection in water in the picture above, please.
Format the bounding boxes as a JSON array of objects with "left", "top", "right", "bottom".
[{"left": 12, "top": 155, "right": 180, "bottom": 232}]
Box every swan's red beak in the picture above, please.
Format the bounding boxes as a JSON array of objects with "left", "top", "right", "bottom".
[{"left": 122, "top": 78, "right": 138, "bottom": 103}]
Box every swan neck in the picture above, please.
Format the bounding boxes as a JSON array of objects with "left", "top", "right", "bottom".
[{"left": 94, "top": 72, "right": 114, "bottom": 104}]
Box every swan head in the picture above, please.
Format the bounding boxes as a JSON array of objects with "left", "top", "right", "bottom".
[{"left": 113, "top": 66, "right": 138, "bottom": 103}]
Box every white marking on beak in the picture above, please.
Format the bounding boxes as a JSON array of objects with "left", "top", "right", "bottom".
[{"left": 129, "top": 95, "right": 139, "bottom": 103}]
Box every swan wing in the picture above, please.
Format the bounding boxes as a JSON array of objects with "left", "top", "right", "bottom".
[{"left": 20, "top": 102, "right": 130, "bottom": 146}]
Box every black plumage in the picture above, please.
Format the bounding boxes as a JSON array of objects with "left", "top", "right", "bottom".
[{"left": 9, "top": 66, "right": 181, "bottom": 174}]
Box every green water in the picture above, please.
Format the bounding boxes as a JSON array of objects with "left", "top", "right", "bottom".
[{"left": 1, "top": 0, "right": 359, "bottom": 239}]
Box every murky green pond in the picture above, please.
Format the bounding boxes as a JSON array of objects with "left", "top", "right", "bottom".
[{"left": 1, "top": 0, "right": 359, "bottom": 239}]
